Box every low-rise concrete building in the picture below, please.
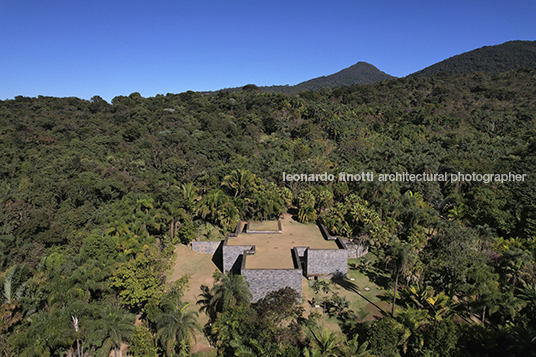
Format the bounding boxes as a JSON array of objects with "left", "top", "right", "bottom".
[{"left": 192, "top": 215, "right": 350, "bottom": 302}]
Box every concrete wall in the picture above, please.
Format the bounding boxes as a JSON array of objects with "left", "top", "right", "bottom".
[
  {"left": 318, "top": 222, "right": 337, "bottom": 240},
  {"left": 306, "top": 249, "right": 348, "bottom": 278},
  {"left": 295, "top": 246, "right": 308, "bottom": 257},
  {"left": 342, "top": 239, "right": 369, "bottom": 259},
  {"left": 191, "top": 241, "right": 222, "bottom": 255},
  {"left": 222, "top": 245, "right": 254, "bottom": 273},
  {"left": 241, "top": 269, "right": 302, "bottom": 302}
]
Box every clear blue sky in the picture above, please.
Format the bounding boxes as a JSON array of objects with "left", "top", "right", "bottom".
[{"left": 1, "top": 0, "right": 534, "bottom": 102}]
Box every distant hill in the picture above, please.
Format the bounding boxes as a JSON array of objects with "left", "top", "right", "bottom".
[
  {"left": 218, "top": 61, "right": 396, "bottom": 95},
  {"left": 411, "top": 40, "right": 536, "bottom": 77},
  {"left": 213, "top": 40, "right": 536, "bottom": 95},
  {"left": 289, "top": 61, "right": 397, "bottom": 92}
]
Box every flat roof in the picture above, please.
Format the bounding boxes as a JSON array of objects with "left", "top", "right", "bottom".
[{"left": 226, "top": 214, "right": 338, "bottom": 269}]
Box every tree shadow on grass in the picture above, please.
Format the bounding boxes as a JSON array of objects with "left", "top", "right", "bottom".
[
  {"left": 331, "top": 278, "right": 389, "bottom": 316},
  {"left": 349, "top": 263, "right": 391, "bottom": 290},
  {"left": 337, "top": 308, "right": 374, "bottom": 338}
]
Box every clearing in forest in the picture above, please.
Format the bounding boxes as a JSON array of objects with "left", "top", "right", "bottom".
[
  {"left": 246, "top": 219, "right": 280, "bottom": 231},
  {"left": 227, "top": 214, "right": 338, "bottom": 269}
]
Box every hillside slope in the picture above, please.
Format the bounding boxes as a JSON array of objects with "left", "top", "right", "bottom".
[
  {"left": 220, "top": 61, "right": 396, "bottom": 94},
  {"left": 290, "top": 61, "right": 396, "bottom": 91},
  {"left": 411, "top": 40, "right": 536, "bottom": 77}
]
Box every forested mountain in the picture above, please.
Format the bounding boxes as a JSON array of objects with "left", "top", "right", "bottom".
[
  {"left": 1, "top": 67, "right": 536, "bottom": 356},
  {"left": 217, "top": 40, "right": 536, "bottom": 95},
  {"left": 411, "top": 40, "right": 536, "bottom": 77},
  {"left": 218, "top": 61, "right": 396, "bottom": 95},
  {"left": 284, "top": 61, "right": 397, "bottom": 92}
]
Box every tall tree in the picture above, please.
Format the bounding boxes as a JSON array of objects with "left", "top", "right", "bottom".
[
  {"left": 95, "top": 305, "right": 135, "bottom": 357},
  {"left": 221, "top": 169, "right": 258, "bottom": 198},
  {"left": 385, "top": 239, "right": 417, "bottom": 315},
  {"left": 156, "top": 301, "right": 200, "bottom": 357},
  {"left": 201, "top": 272, "right": 251, "bottom": 315}
]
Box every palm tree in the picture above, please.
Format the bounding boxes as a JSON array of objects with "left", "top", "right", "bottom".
[
  {"left": 338, "top": 334, "right": 375, "bottom": 357},
  {"left": 254, "top": 189, "right": 283, "bottom": 220},
  {"left": 298, "top": 204, "right": 317, "bottom": 223},
  {"left": 306, "top": 325, "right": 340, "bottom": 356},
  {"left": 48, "top": 274, "right": 86, "bottom": 310},
  {"left": 222, "top": 169, "right": 258, "bottom": 198},
  {"left": 2, "top": 264, "right": 27, "bottom": 305},
  {"left": 394, "top": 307, "right": 428, "bottom": 355},
  {"left": 209, "top": 272, "right": 251, "bottom": 313},
  {"left": 197, "top": 284, "right": 218, "bottom": 322},
  {"left": 398, "top": 285, "right": 455, "bottom": 322},
  {"left": 68, "top": 260, "right": 112, "bottom": 302},
  {"left": 322, "top": 205, "right": 352, "bottom": 237},
  {"left": 156, "top": 302, "right": 200, "bottom": 357},
  {"left": 106, "top": 220, "right": 131, "bottom": 238},
  {"left": 230, "top": 338, "right": 281, "bottom": 356},
  {"left": 278, "top": 186, "right": 293, "bottom": 209},
  {"left": 297, "top": 190, "right": 316, "bottom": 208},
  {"left": 446, "top": 203, "right": 469, "bottom": 225},
  {"left": 501, "top": 248, "right": 534, "bottom": 288},
  {"left": 0, "top": 266, "right": 25, "bottom": 357},
  {"left": 218, "top": 202, "right": 240, "bottom": 232},
  {"left": 96, "top": 306, "right": 135, "bottom": 357},
  {"left": 65, "top": 300, "right": 91, "bottom": 357},
  {"left": 12, "top": 309, "right": 74, "bottom": 357},
  {"left": 197, "top": 272, "right": 251, "bottom": 319},
  {"left": 518, "top": 283, "right": 536, "bottom": 321},
  {"left": 384, "top": 240, "right": 417, "bottom": 315},
  {"left": 303, "top": 347, "right": 324, "bottom": 357},
  {"left": 497, "top": 289, "right": 526, "bottom": 323},
  {"left": 162, "top": 201, "right": 184, "bottom": 242},
  {"left": 181, "top": 183, "right": 199, "bottom": 214},
  {"left": 196, "top": 189, "right": 228, "bottom": 224}
]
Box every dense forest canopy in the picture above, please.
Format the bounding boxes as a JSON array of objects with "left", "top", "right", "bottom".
[{"left": 1, "top": 67, "right": 536, "bottom": 356}]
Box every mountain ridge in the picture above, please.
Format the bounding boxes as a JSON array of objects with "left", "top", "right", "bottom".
[
  {"left": 215, "top": 40, "right": 536, "bottom": 95},
  {"left": 216, "top": 61, "right": 396, "bottom": 95},
  {"left": 410, "top": 40, "right": 536, "bottom": 77}
]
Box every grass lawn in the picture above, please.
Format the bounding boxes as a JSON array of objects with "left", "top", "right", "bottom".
[
  {"left": 247, "top": 220, "right": 280, "bottom": 231},
  {"left": 192, "top": 350, "right": 218, "bottom": 357},
  {"left": 301, "top": 255, "right": 390, "bottom": 335},
  {"left": 170, "top": 245, "right": 219, "bottom": 355}
]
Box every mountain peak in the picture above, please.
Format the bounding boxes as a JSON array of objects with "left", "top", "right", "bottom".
[
  {"left": 217, "top": 61, "right": 396, "bottom": 95},
  {"left": 294, "top": 61, "right": 396, "bottom": 91}
]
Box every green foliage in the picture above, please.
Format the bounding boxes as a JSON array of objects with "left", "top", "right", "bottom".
[
  {"left": 80, "top": 231, "right": 118, "bottom": 263},
  {"left": 197, "top": 272, "right": 251, "bottom": 321},
  {"left": 413, "top": 40, "right": 536, "bottom": 77},
  {"left": 128, "top": 324, "right": 158, "bottom": 357},
  {"left": 368, "top": 316, "right": 402, "bottom": 357},
  {"left": 2, "top": 62, "right": 536, "bottom": 356},
  {"left": 110, "top": 247, "right": 171, "bottom": 310},
  {"left": 95, "top": 305, "right": 136, "bottom": 357},
  {"left": 210, "top": 304, "right": 259, "bottom": 355},
  {"left": 298, "top": 204, "right": 317, "bottom": 223},
  {"left": 156, "top": 301, "right": 200, "bottom": 357}
]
